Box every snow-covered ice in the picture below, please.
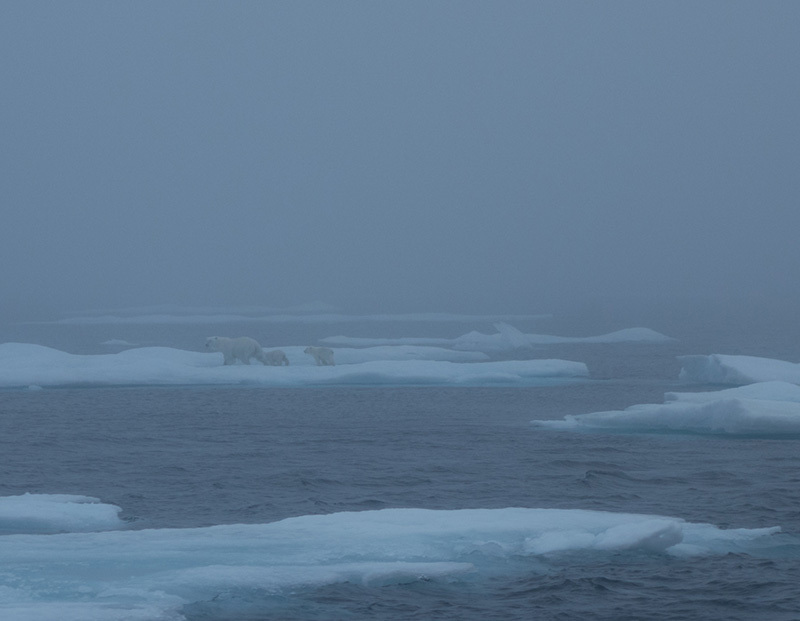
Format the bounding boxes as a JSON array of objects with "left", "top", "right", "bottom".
[
  {"left": 324, "top": 323, "right": 673, "bottom": 353},
  {"left": 0, "top": 343, "right": 587, "bottom": 389},
  {"left": 533, "top": 382, "right": 800, "bottom": 435},
  {"left": 679, "top": 354, "right": 800, "bottom": 385},
  {"left": 0, "top": 494, "right": 125, "bottom": 534},
  {"left": 0, "top": 500, "right": 784, "bottom": 621}
]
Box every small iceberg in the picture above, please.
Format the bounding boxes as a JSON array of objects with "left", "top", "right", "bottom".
[
  {"left": 679, "top": 354, "right": 800, "bottom": 385},
  {"left": 533, "top": 382, "right": 800, "bottom": 436}
]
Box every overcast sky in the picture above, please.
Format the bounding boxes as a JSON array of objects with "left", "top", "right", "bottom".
[{"left": 1, "top": 1, "right": 798, "bottom": 320}]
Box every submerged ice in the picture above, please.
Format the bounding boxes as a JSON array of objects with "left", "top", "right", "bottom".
[{"left": 0, "top": 498, "right": 785, "bottom": 621}]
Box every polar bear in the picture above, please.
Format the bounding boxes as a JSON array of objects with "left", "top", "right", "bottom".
[
  {"left": 205, "top": 336, "right": 268, "bottom": 365},
  {"left": 304, "top": 346, "right": 335, "bottom": 366},
  {"left": 263, "top": 349, "right": 289, "bottom": 366}
]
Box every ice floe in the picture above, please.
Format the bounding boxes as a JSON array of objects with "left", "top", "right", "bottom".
[
  {"left": 0, "top": 494, "right": 125, "bottom": 535},
  {"left": 533, "top": 382, "right": 800, "bottom": 435},
  {"left": 679, "top": 354, "right": 800, "bottom": 385},
  {"left": 323, "top": 323, "right": 673, "bottom": 353},
  {"left": 0, "top": 343, "right": 586, "bottom": 389},
  {"left": 0, "top": 501, "right": 784, "bottom": 621}
]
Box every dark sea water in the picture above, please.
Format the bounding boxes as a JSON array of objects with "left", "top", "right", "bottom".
[{"left": 1, "top": 310, "right": 800, "bottom": 620}]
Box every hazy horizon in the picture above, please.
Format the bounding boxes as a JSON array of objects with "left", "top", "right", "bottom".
[{"left": 2, "top": 2, "right": 798, "bottom": 324}]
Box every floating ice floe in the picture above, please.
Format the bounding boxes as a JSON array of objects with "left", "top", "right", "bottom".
[
  {"left": 0, "top": 343, "right": 587, "bottom": 389},
  {"left": 0, "top": 494, "right": 125, "bottom": 534},
  {"left": 0, "top": 500, "right": 785, "bottom": 621},
  {"left": 679, "top": 354, "right": 800, "bottom": 385},
  {"left": 533, "top": 381, "right": 800, "bottom": 436},
  {"left": 323, "top": 323, "right": 673, "bottom": 353}
]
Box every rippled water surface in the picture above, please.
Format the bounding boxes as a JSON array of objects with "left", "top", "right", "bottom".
[{"left": 2, "top": 314, "right": 800, "bottom": 619}]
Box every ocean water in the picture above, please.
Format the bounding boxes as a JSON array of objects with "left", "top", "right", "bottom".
[{"left": 2, "top": 312, "right": 800, "bottom": 620}]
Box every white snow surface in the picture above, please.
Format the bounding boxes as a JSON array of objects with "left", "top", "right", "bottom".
[
  {"left": 0, "top": 343, "right": 586, "bottom": 389},
  {"left": 0, "top": 494, "right": 125, "bottom": 534},
  {"left": 533, "top": 382, "right": 800, "bottom": 435},
  {"left": 323, "top": 323, "right": 673, "bottom": 352},
  {"left": 0, "top": 502, "right": 781, "bottom": 621},
  {"left": 679, "top": 354, "right": 800, "bottom": 385}
]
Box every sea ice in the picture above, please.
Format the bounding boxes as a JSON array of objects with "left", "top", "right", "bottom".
[
  {"left": 679, "top": 354, "right": 800, "bottom": 385},
  {"left": 0, "top": 343, "right": 587, "bottom": 389},
  {"left": 0, "top": 494, "right": 125, "bottom": 534},
  {"left": 0, "top": 504, "right": 784, "bottom": 621},
  {"left": 533, "top": 382, "right": 800, "bottom": 435},
  {"left": 323, "top": 323, "right": 673, "bottom": 353}
]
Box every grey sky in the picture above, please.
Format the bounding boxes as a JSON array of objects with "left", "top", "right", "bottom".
[{"left": 2, "top": 1, "right": 798, "bottom": 320}]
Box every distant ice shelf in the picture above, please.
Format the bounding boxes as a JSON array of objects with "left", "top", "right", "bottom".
[{"left": 324, "top": 323, "right": 674, "bottom": 353}]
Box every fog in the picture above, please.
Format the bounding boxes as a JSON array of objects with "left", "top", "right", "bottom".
[{"left": 2, "top": 1, "right": 798, "bottom": 323}]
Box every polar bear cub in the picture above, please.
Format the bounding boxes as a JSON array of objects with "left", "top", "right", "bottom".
[
  {"left": 304, "top": 346, "right": 335, "bottom": 366},
  {"left": 263, "top": 349, "right": 289, "bottom": 366},
  {"left": 205, "top": 336, "right": 268, "bottom": 365}
]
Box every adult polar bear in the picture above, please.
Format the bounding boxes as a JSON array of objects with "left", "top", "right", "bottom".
[
  {"left": 304, "top": 346, "right": 335, "bottom": 366},
  {"left": 205, "top": 336, "right": 271, "bottom": 365}
]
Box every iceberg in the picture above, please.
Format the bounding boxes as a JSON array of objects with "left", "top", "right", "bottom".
[
  {"left": 533, "top": 382, "right": 800, "bottom": 435},
  {"left": 323, "top": 324, "right": 674, "bottom": 353},
  {"left": 679, "top": 354, "right": 800, "bottom": 385},
  {"left": 0, "top": 343, "right": 587, "bottom": 389},
  {"left": 0, "top": 503, "right": 784, "bottom": 621}
]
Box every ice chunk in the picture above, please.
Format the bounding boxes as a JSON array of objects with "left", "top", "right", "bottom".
[
  {"left": 0, "top": 494, "right": 125, "bottom": 534},
  {"left": 534, "top": 383, "right": 800, "bottom": 435},
  {"left": 679, "top": 354, "right": 800, "bottom": 385},
  {"left": 666, "top": 381, "right": 800, "bottom": 403}
]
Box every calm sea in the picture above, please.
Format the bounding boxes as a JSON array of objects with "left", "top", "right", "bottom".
[{"left": 1, "top": 310, "right": 799, "bottom": 620}]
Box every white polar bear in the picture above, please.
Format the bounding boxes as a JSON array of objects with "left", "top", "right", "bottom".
[
  {"left": 304, "top": 346, "right": 335, "bottom": 366},
  {"left": 205, "top": 336, "right": 268, "bottom": 365},
  {"left": 263, "top": 349, "right": 289, "bottom": 366}
]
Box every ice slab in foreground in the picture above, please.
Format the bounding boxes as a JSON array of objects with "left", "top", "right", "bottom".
[
  {"left": 679, "top": 354, "right": 800, "bottom": 385},
  {"left": 323, "top": 323, "right": 673, "bottom": 353},
  {"left": 0, "top": 494, "right": 125, "bottom": 534},
  {"left": 533, "top": 382, "right": 800, "bottom": 435},
  {"left": 0, "top": 343, "right": 587, "bottom": 389},
  {"left": 0, "top": 501, "right": 784, "bottom": 621}
]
